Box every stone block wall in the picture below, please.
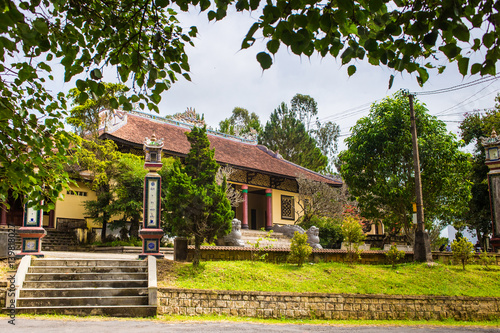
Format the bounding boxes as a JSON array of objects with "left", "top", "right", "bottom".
[
  {"left": 158, "top": 288, "right": 500, "bottom": 321},
  {"left": 0, "top": 282, "right": 6, "bottom": 308}
]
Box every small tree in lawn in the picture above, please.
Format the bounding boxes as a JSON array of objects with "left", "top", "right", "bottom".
[
  {"left": 341, "top": 215, "right": 366, "bottom": 265},
  {"left": 288, "top": 231, "right": 312, "bottom": 267},
  {"left": 386, "top": 244, "right": 406, "bottom": 268},
  {"left": 451, "top": 237, "right": 475, "bottom": 270},
  {"left": 164, "top": 126, "right": 233, "bottom": 267}
]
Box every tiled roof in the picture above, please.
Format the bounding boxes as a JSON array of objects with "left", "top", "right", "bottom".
[{"left": 101, "top": 112, "right": 342, "bottom": 186}]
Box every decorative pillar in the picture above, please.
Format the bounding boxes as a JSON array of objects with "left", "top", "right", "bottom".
[
  {"left": 481, "top": 129, "right": 500, "bottom": 252},
  {"left": 241, "top": 185, "right": 249, "bottom": 229},
  {"left": 17, "top": 201, "right": 46, "bottom": 258},
  {"left": 139, "top": 134, "right": 165, "bottom": 259},
  {"left": 265, "top": 189, "right": 273, "bottom": 230},
  {"left": 0, "top": 202, "right": 7, "bottom": 227}
]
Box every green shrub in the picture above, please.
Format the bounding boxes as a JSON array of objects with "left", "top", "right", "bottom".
[
  {"left": 341, "top": 215, "right": 366, "bottom": 265},
  {"left": 298, "top": 215, "right": 343, "bottom": 249},
  {"left": 451, "top": 237, "right": 474, "bottom": 270},
  {"left": 247, "top": 229, "right": 276, "bottom": 262},
  {"left": 479, "top": 250, "right": 496, "bottom": 270},
  {"left": 288, "top": 231, "right": 312, "bottom": 267},
  {"left": 385, "top": 244, "right": 406, "bottom": 268}
]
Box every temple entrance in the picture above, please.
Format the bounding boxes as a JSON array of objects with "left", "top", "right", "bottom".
[{"left": 234, "top": 185, "right": 270, "bottom": 230}]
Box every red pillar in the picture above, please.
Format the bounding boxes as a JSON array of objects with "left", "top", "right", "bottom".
[
  {"left": 265, "top": 189, "right": 273, "bottom": 230},
  {"left": 0, "top": 203, "right": 7, "bottom": 226},
  {"left": 241, "top": 185, "right": 248, "bottom": 229}
]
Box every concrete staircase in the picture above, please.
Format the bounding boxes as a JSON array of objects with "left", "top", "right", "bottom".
[
  {"left": 15, "top": 229, "right": 79, "bottom": 251},
  {"left": 240, "top": 229, "right": 292, "bottom": 248},
  {"left": 13, "top": 258, "right": 156, "bottom": 317}
]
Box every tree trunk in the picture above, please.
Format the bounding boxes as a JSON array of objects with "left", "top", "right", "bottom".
[
  {"left": 101, "top": 213, "right": 108, "bottom": 242},
  {"left": 129, "top": 218, "right": 139, "bottom": 239}
]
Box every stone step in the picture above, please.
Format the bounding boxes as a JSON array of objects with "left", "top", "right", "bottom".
[
  {"left": 23, "top": 279, "right": 148, "bottom": 289},
  {"left": 20, "top": 287, "right": 148, "bottom": 298},
  {"left": 17, "top": 296, "right": 148, "bottom": 307},
  {"left": 25, "top": 272, "right": 147, "bottom": 281},
  {"left": 241, "top": 230, "right": 291, "bottom": 239},
  {"left": 31, "top": 259, "right": 147, "bottom": 267},
  {"left": 13, "top": 305, "right": 157, "bottom": 317},
  {"left": 29, "top": 266, "right": 148, "bottom": 274}
]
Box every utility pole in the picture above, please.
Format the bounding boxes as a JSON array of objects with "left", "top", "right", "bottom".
[{"left": 407, "top": 92, "right": 432, "bottom": 262}]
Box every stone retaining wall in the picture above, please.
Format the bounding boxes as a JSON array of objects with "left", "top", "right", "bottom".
[
  {"left": 158, "top": 288, "right": 500, "bottom": 321},
  {"left": 0, "top": 281, "right": 6, "bottom": 308},
  {"left": 186, "top": 246, "right": 500, "bottom": 266}
]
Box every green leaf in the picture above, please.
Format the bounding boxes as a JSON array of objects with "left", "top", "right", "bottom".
[
  {"left": 483, "top": 32, "right": 495, "bottom": 48},
  {"left": 267, "top": 40, "right": 280, "bottom": 54},
  {"left": 452, "top": 24, "right": 470, "bottom": 42},
  {"left": 33, "top": 18, "right": 48, "bottom": 35},
  {"left": 256, "top": 52, "right": 272, "bottom": 70},
  {"left": 90, "top": 68, "right": 102, "bottom": 80},
  {"left": 470, "top": 63, "right": 481, "bottom": 75},
  {"left": 110, "top": 97, "right": 119, "bottom": 109},
  {"left": 388, "top": 75, "right": 394, "bottom": 89},
  {"left": 457, "top": 57, "right": 469, "bottom": 76},
  {"left": 347, "top": 65, "right": 356, "bottom": 76},
  {"left": 439, "top": 44, "right": 460, "bottom": 59},
  {"left": 76, "top": 79, "right": 87, "bottom": 91}
]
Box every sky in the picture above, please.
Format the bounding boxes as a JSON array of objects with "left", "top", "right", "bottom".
[{"left": 58, "top": 7, "right": 500, "bottom": 152}]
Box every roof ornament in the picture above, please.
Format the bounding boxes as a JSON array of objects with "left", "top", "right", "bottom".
[
  {"left": 481, "top": 128, "right": 500, "bottom": 147},
  {"left": 144, "top": 132, "right": 164, "bottom": 148}
]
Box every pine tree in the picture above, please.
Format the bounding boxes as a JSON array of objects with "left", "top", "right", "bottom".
[
  {"left": 164, "top": 126, "right": 234, "bottom": 267},
  {"left": 259, "top": 103, "right": 328, "bottom": 172}
]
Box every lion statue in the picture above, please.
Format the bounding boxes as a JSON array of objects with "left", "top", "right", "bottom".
[
  {"left": 306, "top": 226, "right": 323, "bottom": 249},
  {"left": 223, "top": 219, "right": 245, "bottom": 247}
]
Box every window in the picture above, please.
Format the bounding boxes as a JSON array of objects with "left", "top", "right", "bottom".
[
  {"left": 281, "top": 195, "right": 295, "bottom": 220},
  {"left": 67, "top": 190, "right": 88, "bottom": 197}
]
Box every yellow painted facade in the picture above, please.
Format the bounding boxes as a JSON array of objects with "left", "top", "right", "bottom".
[
  {"left": 51, "top": 181, "right": 97, "bottom": 228},
  {"left": 270, "top": 189, "right": 302, "bottom": 226}
]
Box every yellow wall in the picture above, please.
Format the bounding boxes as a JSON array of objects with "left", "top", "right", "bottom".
[
  {"left": 271, "top": 189, "right": 303, "bottom": 226},
  {"left": 54, "top": 181, "right": 97, "bottom": 227}
]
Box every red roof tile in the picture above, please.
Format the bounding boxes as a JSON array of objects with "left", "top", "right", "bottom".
[{"left": 102, "top": 112, "right": 342, "bottom": 186}]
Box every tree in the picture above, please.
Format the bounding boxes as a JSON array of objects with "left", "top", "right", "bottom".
[
  {"left": 218, "top": 107, "right": 262, "bottom": 137},
  {"left": 451, "top": 237, "right": 475, "bottom": 270},
  {"left": 108, "top": 154, "right": 148, "bottom": 239},
  {"left": 289, "top": 94, "right": 340, "bottom": 172},
  {"left": 164, "top": 126, "right": 234, "bottom": 267},
  {"left": 259, "top": 102, "right": 328, "bottom": 172},
  {"left": 1, "top": 0, "right": 195, "bottom": 210},
  {"left": 291, "top": 94, "right": 318, "bottom": 132},
  {"left": 459, "top": 102, "right": 500, "bottom": 247},
  {"left": 288, "top": 231, "right": 312, "bottom": 267},
  {"left": 199, "top": 1, "right": 499, "bottom": 85},
  {"left": 67, "top": 83, "right": 128, "bottom": 139},
  {"left": 295, "top": 176, "right": 349, "bottom": 225},
  {"left": 73, "top": 139, "right": 121, "bottom": 241},
  {"left": 339, "top": 92, "right": 472, "bottom": 237},
  {"left": 341, "top": 215, "right": 366, "bottom": 265}
]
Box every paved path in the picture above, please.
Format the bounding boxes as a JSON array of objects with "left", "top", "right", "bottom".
[{"left": 1, "top": 318, "right": 499, "bottom": 332}]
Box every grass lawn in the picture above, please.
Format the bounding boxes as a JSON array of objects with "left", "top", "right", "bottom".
[{"left": 158, "top": 260, "right": 500, "bottom": 297}]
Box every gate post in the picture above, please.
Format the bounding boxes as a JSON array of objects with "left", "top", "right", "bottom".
[{"left": 139, "top": 134, "right": 165, "bottom": 259}]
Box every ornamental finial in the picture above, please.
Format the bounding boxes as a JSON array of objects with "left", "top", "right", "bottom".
[{"left": 492, "top": 128, "right": 497, "bottom": 139}]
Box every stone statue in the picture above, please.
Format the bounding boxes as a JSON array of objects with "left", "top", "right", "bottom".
[
  {"left": 224, "top": 219, "right": 245, "bottom": 247},
  {"left": 306, "top": 226, "right": 323, "bottom": 249},
  {"left": 271, "top": 224, "right": 305, "bottom": 238}
]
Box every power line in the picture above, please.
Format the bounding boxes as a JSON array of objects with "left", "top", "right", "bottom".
[{"left": 411, "top": 75, "right": 499, "bottom": 96}]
